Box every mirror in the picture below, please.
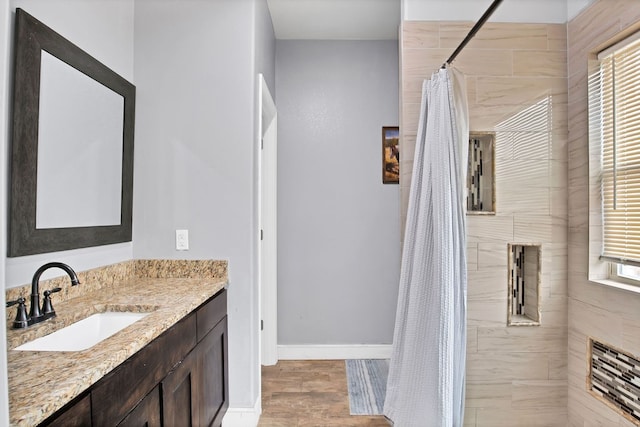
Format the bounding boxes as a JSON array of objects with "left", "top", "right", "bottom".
[
  {"left": 37, "top": 50, "right": 124, "bottom": 229},
  {"left": 8, "top": 8, "right": 135, "bottom": 257}
]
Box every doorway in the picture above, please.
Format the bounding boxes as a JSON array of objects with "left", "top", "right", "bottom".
[{"left": 258, "top": 74, "right": 278, "bottom": 366}]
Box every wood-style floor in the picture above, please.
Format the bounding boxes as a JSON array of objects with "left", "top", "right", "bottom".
[{"left": 259, "top": 360, "right": 390, "bottom": 426}]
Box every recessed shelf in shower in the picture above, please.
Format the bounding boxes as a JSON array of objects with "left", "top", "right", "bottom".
[
  {"left": 467, "top": 132, "right": 495, "bottom": 215},
  {"left": 507, "top": 243, "right": 541, "bottom": 326}
]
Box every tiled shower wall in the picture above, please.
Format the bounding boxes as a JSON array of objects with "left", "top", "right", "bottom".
[
  {"left": 400, "top": 22, "right": 568, "bottom": 426},
  {"left": 567, "top": 1, "right": 640, "bottom": 425}
]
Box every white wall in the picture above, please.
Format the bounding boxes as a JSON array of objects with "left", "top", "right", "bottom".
[
  {"left": 133, "top": 0, "right": 273, "bottom": 409},
  {"left": 4, "top": 1, "right": 135, "bottom": 289},
  {"left": 276, "top": 40, "right": 400, "bottom": 346}
]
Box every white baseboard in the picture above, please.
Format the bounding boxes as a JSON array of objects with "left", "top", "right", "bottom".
[
  {"left": 278, "top": 344, "right": 392, "bottom": 360},
  {"left": 222, "top": 397, "right": 261, "bottom": 427}
]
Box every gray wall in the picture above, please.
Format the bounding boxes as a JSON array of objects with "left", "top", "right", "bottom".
[
  {"left": 1, "top": 0, "right": 272, "bottom": 412},
  {"left": 276, "top": 40, "right": 400, "bottom": 345},
  {"left": 4, "top": 1, "right": 135, "bottom": 289},
  {"left": 133, "top": 0, "right": 274, "bottom": 409},
  {"left": 255, "top": 0, "right": 276, "bottom": 94},
  {"left": 0, "top": 0, "right": 135, "bottom": 420}
]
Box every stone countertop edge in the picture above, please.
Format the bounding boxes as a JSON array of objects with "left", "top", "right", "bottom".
[{"left": 7, "top": 276, "right": 228, "bottom": 427}]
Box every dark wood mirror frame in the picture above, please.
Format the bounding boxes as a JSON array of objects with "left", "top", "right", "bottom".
[{"left": 8, "top": 8, "right": 135, "bottom": 257}]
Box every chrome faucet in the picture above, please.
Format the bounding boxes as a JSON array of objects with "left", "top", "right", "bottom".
[{"left": 28, "top": 262, "right": 80, "bottom": 324}]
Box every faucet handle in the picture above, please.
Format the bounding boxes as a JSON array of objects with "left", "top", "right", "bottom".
[
  {"left": 42, "top": 287, "right": 62, "bottom": 317},
  {"left": 43, "top": 287, "right": 62, "bottom": 297},
  {"left": 6, "top": 297, "right": 25, "bottom": 307},
  {"left": 6, "top": 297, "right": 29, "bottom": 329}
]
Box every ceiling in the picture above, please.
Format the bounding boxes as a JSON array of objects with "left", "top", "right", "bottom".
[
  {"left": 266, "top": 0, "right": 598, "bottom": 40},
  {"left": 266, "top": 0, "right": 401, "bottom": 40}
]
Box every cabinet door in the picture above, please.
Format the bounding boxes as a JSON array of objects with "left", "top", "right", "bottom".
[
  {"left": 162, "top": 349, "right": 199, "bottom": 427},
  {"left": 43, "top": 394, "right": 91, "bottom": 427},
  {"left": 92, "top": 314, "right": 196, "bottom": 426},
  {"left": 117, "top": 386, "right": 161, "bottom": 427},
  {"left": 198, "top": 316, "right": 229, "bottom": 427}
]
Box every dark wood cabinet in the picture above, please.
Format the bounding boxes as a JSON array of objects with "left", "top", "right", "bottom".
[
  {"left": 38, "top": 289, "right": 228, "bottom": 427},
  {"left": 92, "top": 313, "right": 197, "bottom": 426},
  {"left": 162, "top": 349, "right": 199, "bottom": 427},
  {"left": 43, "top": 393, "right": 91, "bottom": 427},
  {"left": 162, "top": 307, "right": 228, "bottom": 427},
  {"left": 199, "top": 316, "right": 229, "bottom": 427},
  {"left": 117, "top": 386, "right": 162, "bottom": 427}
]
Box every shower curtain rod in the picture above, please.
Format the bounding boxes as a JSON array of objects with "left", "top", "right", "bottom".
[{"left": 442, "top": 0, "right": 504, "bottom": 68}]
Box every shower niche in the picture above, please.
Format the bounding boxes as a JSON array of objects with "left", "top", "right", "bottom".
[
  {"left": 507, "top": 243, "right": 541, "bottom": 326},
  {"left": 467, "top": 132, "right": 495, "bottom": 214}
]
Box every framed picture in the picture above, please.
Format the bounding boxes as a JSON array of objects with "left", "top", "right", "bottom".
[{"left": 382, "top": 126, "right": 399, "bottom": 184}]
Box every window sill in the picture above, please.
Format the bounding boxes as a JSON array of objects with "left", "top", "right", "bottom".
[{"left": 590, "top": 278, "right": 640, "bottom": 295}]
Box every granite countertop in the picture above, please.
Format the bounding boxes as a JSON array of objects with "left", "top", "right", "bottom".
[{"left": 6, "top": 266, "right": 227, "bottom": 426}]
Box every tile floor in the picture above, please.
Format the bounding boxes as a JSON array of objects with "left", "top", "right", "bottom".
[{"left": 259, "top": 360, "right": 390, "bottom": 426}]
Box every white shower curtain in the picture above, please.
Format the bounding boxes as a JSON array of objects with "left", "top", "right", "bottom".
[{"left": 384, "top": 67, "right": 468, "bottom": 427}]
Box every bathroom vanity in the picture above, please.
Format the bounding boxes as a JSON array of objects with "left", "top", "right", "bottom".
[
  {"left": 45, "top": 290, "right": 227, "bottom": 427},
  {"left": 4, "top": 9, "right": 231, "bottom": 426},
  {"left": 5, "top": 261, "right": 229, "bottom": 427}
]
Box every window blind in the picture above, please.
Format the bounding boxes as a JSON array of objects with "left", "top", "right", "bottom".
[{"left": 599, "top": 36, "right": 640, "bottom": 265}]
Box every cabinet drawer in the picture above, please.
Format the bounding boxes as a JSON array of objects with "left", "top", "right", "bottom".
[
  {"left": 196, "top": 289, "right": 226, "bottom": 342},
  {"left": 92, "top": 313, "right": 197, "bottom": 426}
]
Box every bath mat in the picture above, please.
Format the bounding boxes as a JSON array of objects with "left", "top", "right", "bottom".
[{"left": 346, "top": 359, "right": 389, "bottom": 415}]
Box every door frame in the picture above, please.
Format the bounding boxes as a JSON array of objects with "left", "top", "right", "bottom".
[{"left": 258, "top": 74, "right": 278, "bottom": 366}]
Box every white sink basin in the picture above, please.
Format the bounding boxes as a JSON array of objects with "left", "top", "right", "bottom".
[{"left": 15, "top": 312, "right": 150, "bottom": 352}]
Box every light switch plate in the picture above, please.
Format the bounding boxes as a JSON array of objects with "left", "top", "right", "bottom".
[{"left": 176, "top": 229, "right": 189, "bottom": 250}]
